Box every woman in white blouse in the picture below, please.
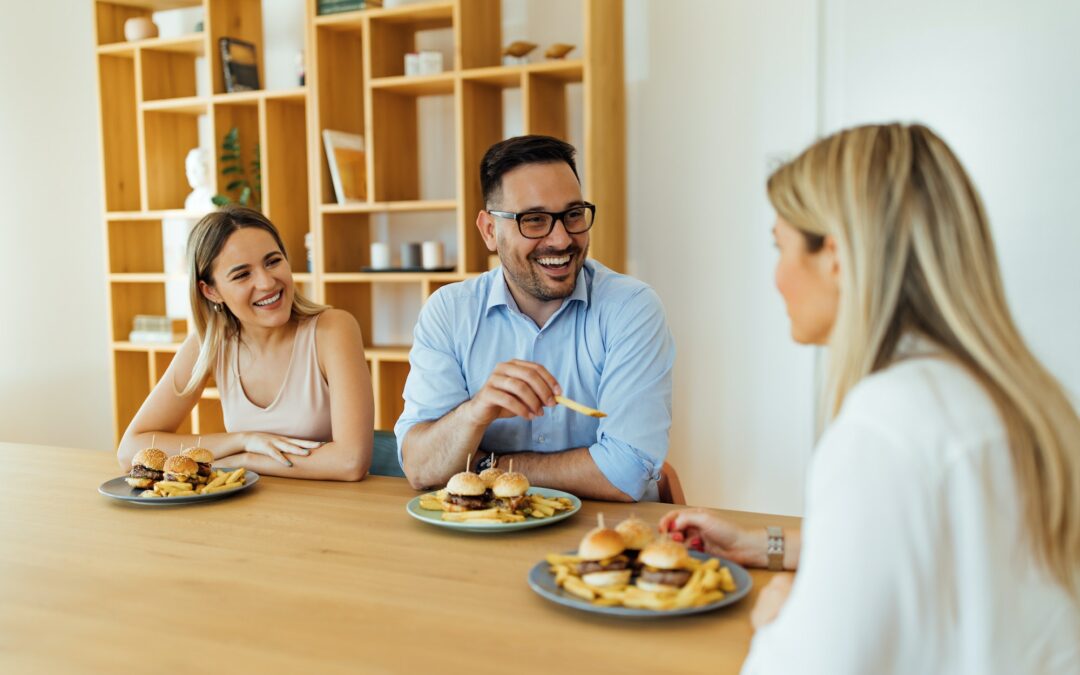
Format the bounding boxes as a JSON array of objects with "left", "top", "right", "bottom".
[{"left": 662, "top": 123, "right": 1080, "bottom": 673}]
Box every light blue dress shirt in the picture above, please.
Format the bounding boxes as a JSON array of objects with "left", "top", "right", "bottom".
[{"left": 394, "top": 260, "right": 675, "bottom": 500}]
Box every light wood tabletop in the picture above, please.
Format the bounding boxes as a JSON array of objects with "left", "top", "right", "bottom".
[{"left": 0, "top": 443, "right": 800, "bottom": 674}]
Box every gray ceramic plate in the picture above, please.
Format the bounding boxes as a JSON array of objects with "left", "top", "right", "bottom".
[
  {"left": 405, "top": 486, "right": 581, "bottom": 533},
  {"left": 98, "top": 469, "right": 260, "bottom": 505},
  {"left": 528, "top": 550, "right": 753, "bottom": 618}
]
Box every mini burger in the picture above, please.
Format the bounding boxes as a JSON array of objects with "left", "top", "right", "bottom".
[
  {"left": 126, "top": 448, "right": 167, "bottom": 489},
  {"left": 615, "top": 516, "right": 656, "bottom": 563},
  {"left": 181, "top": 447, "right": 214, "bottom": 485},
  {"left": 441, "top": 471, "right": 490, "bottom": 512},
  {"left": 575, "top": 527, "right": 632, "bottom": 587},
  {"left": 635, "top": 539, "right": 694, "bottom": 593},
  {"left": 491, "top": 471, "right": 530, "bottom": 512},
  {"left": 478, "top": 465, "right": 504, "bottom": 488},
  {"left": 162, "top": 455, "right": 200, "bottom": 485}
]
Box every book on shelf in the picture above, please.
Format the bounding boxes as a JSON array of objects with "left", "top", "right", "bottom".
[
  {"left": 318, "top": 0, "right": 382, "bottom": 15},
  {"left": 219, "top": 37, "right": 260, "bottom": 93},
  {"left": 129, "top": 316, "right": 187, "bottom": 344},
  {"left": 322, "top": 129, "right": 367, "bottom": 204}
]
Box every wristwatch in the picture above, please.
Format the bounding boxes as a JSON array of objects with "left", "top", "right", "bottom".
[
  {"left": 766, "top": 526, "right": 784, "bottom": 571},
  {"left": 474, "top": 451, "right": 496, "bottom": 472}
]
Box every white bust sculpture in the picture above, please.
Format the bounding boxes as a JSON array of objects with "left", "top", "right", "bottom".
[{"left": 184, "top": 147, "right": 216, "bottom": 214}]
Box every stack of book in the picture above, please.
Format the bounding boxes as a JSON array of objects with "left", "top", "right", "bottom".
[
  {"left": 129, "top": 315, "right": 188, "bottom": 344},
  {"left": 317, "top": 0, "right": 381, "bottom": 15}
]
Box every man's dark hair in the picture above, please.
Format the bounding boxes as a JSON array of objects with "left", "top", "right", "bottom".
[{"left": 480, "top": 135, "right": 579, "bottom": 207}]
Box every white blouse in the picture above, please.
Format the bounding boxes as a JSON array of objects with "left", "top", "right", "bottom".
[{"left": 742, "top": 350, "right": 1080, "bottom": 675}]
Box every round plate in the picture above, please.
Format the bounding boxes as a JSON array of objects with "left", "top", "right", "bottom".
[
  {"left": 527, "top": 550, "right": 753, "bottom": 618},
  {"left": 405, "top": 486, "right": 581, "bottom": 533},
  {"left": 98, "top": 469, "right": 260, "bottom": 505}
]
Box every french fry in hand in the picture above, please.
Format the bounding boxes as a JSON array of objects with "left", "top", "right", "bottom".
[{"left": 554, "top": 395, "right": 607, "bottom": 418}]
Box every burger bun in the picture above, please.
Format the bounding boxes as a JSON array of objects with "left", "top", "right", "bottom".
[
  {"left": 445, "top": 471, "right": 487, "bottom": 497},
  {"left": 577, "top": 527, "right": 626, "bottom": 562},
  {"left": 582, "top": 569, "right": 632, "bottom": 588}
]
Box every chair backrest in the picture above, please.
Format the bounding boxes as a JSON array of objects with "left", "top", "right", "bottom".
[
  {"left": 368, "top": 430, "right": 406, "bottom": 478},
  {"left": 657, "top": 461, "right": 686, "bottom": 505}
]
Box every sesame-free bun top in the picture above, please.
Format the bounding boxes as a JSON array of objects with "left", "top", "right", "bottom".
[
  {"left": 131, "top": 448, "right": 167, "bottom": 471},
  {"left": 491, "top": 472, "right": 529, "bottom": 497},
  {"left": 445, "top": 471, "right": 487, "bottom": 496},
  {"left": 163, "top": 455, "right": 198, "bottom": 477},
  {"left": 577, "top": 527, "right": 626, "bottom": 561},
  {"left": 638, "top": 539, "right": 691, "bottom": 570},
  {"left": 615, "top": 516, "right": 656, "bottom": 550},
  {"left": 478, "top": 466, "right": 504, "bottom": 487},
  {"left": 181, "top": 447, "right": 214, "bottom": 464}
]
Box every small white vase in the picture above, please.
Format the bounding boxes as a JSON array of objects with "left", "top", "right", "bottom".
[{"left": 124, "top": 17, "right": 159, "bottom": 42}]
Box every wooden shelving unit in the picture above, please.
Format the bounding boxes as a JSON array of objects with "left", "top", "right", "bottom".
[{"left": 95, "top": 0, "right": 625, "bottom": 442}]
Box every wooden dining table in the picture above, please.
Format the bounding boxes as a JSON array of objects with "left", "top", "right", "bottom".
[{"left": 0, "top": 443, "right": 800, "bottom": 674}]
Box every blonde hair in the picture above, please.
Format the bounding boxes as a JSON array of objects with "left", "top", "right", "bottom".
[
  {"left": 180, "top": 205, "right": 327, "bottom": 396},
  {"left": 767, "top": 123, "right": 1080, "bottom": 599}
]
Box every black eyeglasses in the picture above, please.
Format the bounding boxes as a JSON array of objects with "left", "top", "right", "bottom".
[{"left": 488, "top": 202, "right": 596, "bottom": 239}]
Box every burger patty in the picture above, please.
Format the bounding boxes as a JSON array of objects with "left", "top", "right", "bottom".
[
  {"left": 638, "top": 568, "right": 692, "bottom": 588},
  {"left": 445, "top": 493, "right": 489, "bottom": 509},
  {"left": 196, "top": 462, "right": 212, "bottom": 477},
  {"left": 130, "top": 465, "right": 164, "bottom": 481},
  {"left": 575, "top": 557, "right": 630, "bottom": 575}
]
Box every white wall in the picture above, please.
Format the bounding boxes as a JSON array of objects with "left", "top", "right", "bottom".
[
  {"left": 2, "top": 1, "right": 1077, "bottom": 517},
  {"left": 0, "top": 1, "right": 112, "bottom": 450}
]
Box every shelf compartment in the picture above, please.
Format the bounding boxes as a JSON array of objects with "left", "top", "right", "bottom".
[
  {"left": 315, "top": 21, "right": 365, "bottom": 205},
  {"left": 107, "top": 219, "right": 164, "bottom": 274},
  {"left": 210, "top": 102, "right": 260, "bottom": 206},
  {"left": 454, "top": 0, "right": 500, "bottom": 70},
  {"left": 372, "top": 359, "right": 409, "bottom": 431},
  {"left": 324, "top": 281, "right": 373, "bottom": 346},
  {"left": 150, "top": 350, "right": 192, "bottom": 434},
  {"left": 98, "top": 54, "right": 141, "bottom": 212},
  {"left": 110, "top": 282, "right": 167, "bottom": 342},
  {"left": 322, "top": 213, "right": 370, "bottom": 274},
  {"left": 320, "top": 199, "right": 456, "bottom": 214},
  {"left": 112, "top": 350, "right": 150, "bottom": 442},
  {"left": 209, "top": 0, "right": 265, "bottom": 96},
  {"left": 263, "top": 96, "right": 310, "bottom": 271},
  {"left": 138, "top": 44, "right": 199, "bottom": 102},
  {"left": 143, "top": 109, "right": 202, "bottom": 210},
  {"left": 367, "top": 2, "right": 454, "bottom": 79},
  {"left": 95, "top": 1, "right": 204, "bottom": 47},
  {"left": 369, "top": 87, "right": 457, "bottom": 202}
]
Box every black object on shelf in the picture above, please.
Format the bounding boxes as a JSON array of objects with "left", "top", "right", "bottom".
[
  {"left": 361, "top": 266, "right": 455, "bottom": 274},
  {"left": 220, "top": 37, "right": 260, "bottom": 93}
]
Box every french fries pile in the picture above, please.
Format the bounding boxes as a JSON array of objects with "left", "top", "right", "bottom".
[
  {"left": 140, "top": 468, "right": 247, "bottom": 499},
  {"left": 545, "top": 552, "right": 737, "bottom": 611},
  {"left": 418, "top": 490, "right": 575, "bottom": 524}
]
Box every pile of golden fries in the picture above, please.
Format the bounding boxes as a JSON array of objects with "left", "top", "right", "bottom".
[
  {"left": 140, "top": 468, "right": 247, "bottom": 498},
  {"left": 545, "top": 552, "right": 737, "bottom": 610},
  {"left": 418, "top": 490, "right": 575, "bottom": 523}
]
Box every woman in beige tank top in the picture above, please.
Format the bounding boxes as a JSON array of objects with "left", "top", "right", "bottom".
[{"left": 116, "top": 206, "right": 374, "bottom": 480}]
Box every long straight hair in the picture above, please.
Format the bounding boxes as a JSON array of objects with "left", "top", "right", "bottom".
[
  {"left": 767, "top": 123, "right": 1080, "bottom": 599},
  {"left": 179, "top": 205, "right": 326, "bottom": 396}
]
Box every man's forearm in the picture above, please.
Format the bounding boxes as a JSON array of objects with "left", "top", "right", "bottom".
[
  {"left": 498, "top": 448, "right": 633, "bottom": 502},
  {"left": 401, "top": 402, "right": 487, "bottom": 489}
]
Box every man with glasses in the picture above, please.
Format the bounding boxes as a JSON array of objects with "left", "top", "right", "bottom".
[{"left": 395, "top": 135, "right": 674, "bottom": 501}]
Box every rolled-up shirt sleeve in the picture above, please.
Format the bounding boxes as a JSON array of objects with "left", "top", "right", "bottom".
[
  {"left": 588, "top": 287, "right": 675, "bottom": 500},
  {"left": 394, "top": 291, "right": 469, "bottom": 466}
]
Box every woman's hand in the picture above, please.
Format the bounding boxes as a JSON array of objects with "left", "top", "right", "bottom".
[
  {"left": 658, "top": 508, "right": 767, "bottom": 568},
  {"left": 242, "top": 433, "right": 323, "bottom": 467},
  {"left": 750, "top": 573, "right": 794, "bottom": 629}
]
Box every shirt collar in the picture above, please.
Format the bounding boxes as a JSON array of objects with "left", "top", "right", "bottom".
[{"left": 485, "top": 264, "right": 591, "bottom": 316}]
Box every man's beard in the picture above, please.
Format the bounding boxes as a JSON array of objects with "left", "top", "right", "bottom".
[{"left": 496, "top": 233, "right": 587, "bottom": 302}]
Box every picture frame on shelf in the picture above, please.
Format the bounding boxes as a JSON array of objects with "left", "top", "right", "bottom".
[
  {"left": 219, "top": 37, "right": 260, "bottom": 92},
  {"left": 322, "top": 129, "right": 366, "bottom": 204}
]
